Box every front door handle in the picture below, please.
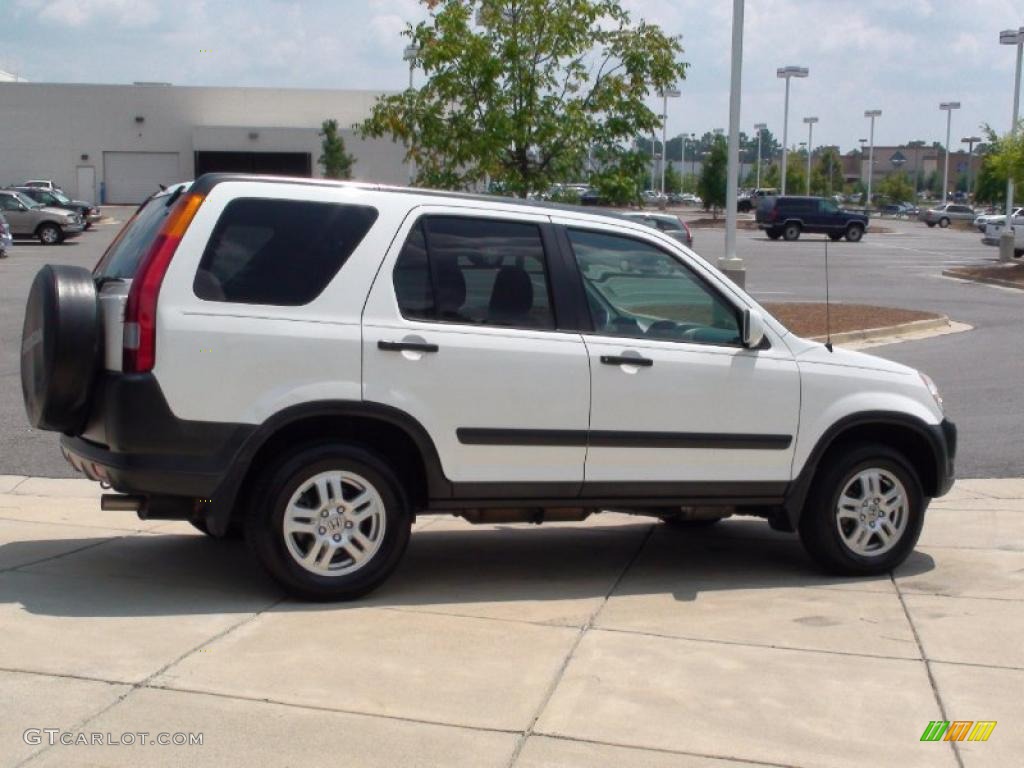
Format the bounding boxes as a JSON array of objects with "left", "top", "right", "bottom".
[
  {"left": 378, "top": 340, "right": 439, "bottom": 353},
  {"left": 600, "top": 355, "right": 653, "bottom": 367}
]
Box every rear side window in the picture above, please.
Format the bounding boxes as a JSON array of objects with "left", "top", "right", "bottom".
[
  {"left": 194, "top": 198, "right": 377, "bottom": 305},
  {"left": 94, "top": 193, "right": 175, "bottom": 278},
  {"left": 393, "top": 216, "right": 555, "bottom": 330}
]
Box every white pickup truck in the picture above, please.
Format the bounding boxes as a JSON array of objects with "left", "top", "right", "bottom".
[{"left": 982, "top": 222, "right": 1024, "bottom": 256}]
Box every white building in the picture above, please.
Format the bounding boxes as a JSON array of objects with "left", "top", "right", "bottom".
[{"left": 0, "top": 82, "right": 409, "bottom": 204}]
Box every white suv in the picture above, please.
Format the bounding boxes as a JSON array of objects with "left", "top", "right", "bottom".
[{"left": 20, "top": 175, "right": 956, "bottom": 600}]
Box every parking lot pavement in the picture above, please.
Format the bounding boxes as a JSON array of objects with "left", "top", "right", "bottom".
[{"left": 1, "top": 476, "right": 1020, "bottom": 767}]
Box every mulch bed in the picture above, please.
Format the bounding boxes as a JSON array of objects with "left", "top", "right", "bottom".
[
  {"left": 945, "top": 263, "right": 1024, "bottom": 287},
  {"left": 762, "top": 303, "right": 941, "bottom": 338}
]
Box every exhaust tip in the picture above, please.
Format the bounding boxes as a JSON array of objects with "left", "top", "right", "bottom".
[{"left": 100, "top": 493, "right": 145, "bottom": 512}]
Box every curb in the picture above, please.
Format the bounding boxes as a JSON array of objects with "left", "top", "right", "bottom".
[
  {"left": 809, "top": 315, "right": 952, "bottom": 345},
  {"left": 942, "top": 269, "right": 1024, "bottom": 291}
]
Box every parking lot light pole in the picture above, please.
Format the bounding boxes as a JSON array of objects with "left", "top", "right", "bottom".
[
  {"left": 754, "top": 123, "right": 766, "bottom": 189},
  {"left": 999, "top": 27, "right": 1024, "bottom": 261},
  {"left": 403, "top": 44, "right": 421, "bottom": 185},
  {"left": 777, "top": 66, "right": 809, "bottom": 195},
  {"left": 721, "top": 0, "right": 746, "bottom": 287},
  {"left": 659, "top": 88, "right": 681, "bottom": 195},
  {"left": 803, "top": 117, "right": 818, "bottom": 195},
  {"left": 939, "top": 102, "right": 960, "bottom": 205},
  {"left": 864, "top": 110, "right": 881, "bottom": 212},
  {"left": 961, "top": 135, "right": 981, "bottom": 201}
]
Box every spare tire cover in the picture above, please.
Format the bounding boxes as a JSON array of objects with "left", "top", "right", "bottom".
[{"left": 21, "top": 265, "right": 101, "bottom": 433}]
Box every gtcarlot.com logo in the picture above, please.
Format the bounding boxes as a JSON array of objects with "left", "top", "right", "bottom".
[
  {"left": 920, "top": 721, "right": 996, "bottom": 742},
  {"left": 23, "top": 729, "right": 203, "bottom": 747}
]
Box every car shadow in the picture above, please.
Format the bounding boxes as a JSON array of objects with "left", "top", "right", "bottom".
[{"left": 0, "top": 518, "right": 936, "bottom": 618}]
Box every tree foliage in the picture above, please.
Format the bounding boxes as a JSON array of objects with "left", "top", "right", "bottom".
[
  {"left": 318, "top": 119, "right": 356, "bottom": 179},
  {"left": 697, "top": 134, "right": 727, "bottom": 215},
  {"left": 809, "top": 147, "right": 843, "bottom": 197},
  {"left": 359, "top": 0, "right": 686, "bottom": 196},
  {"left": 877, "top": 171, "right": 914, "bottom": 203}
]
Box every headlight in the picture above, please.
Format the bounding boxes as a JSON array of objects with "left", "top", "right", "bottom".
[{"left": 920, "top": 372, "right": 943, "bottom": 412}]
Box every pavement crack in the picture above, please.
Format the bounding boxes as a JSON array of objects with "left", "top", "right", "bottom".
[
  {"left": 505, "top": 523, "right": 655, "bottom": 768},
  {"left": 891, "top": 572, "right": 964, "bottom": 768}
]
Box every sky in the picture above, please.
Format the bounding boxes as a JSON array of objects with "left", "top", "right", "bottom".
[{"left": 2, "top": 0, "right": 1021, "bottom": 153}]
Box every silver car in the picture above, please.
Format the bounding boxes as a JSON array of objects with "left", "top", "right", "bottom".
[
  {"left": 622, "top": 211, "right": 694, "bottom": 249},
  {"left": 0, "top": 213, "right": 12, "bottom": 257},
  {"left": 0, "top": 190, "right": 84, "bottom": 244},
  {"left": 919, "top": 203, "right": 975, "bottom": 228}
]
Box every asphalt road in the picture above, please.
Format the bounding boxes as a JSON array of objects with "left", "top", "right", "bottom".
[{"left": 1, "top": 208, "right": 1019, "bottom": 479}]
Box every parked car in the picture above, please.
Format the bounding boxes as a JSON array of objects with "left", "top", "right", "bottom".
[
  {"left": 641, "top": 189, "right": 668, "bottom": 207},
  {"left": 755, "top": 195, "right": 869, "bottom": 242},
  {"left": 20, "top": 174, "right": 955, "bottom": 600},
  {"left": 621, "top": 211, "right": 694, "bottom": 248},
  {"left": 14, "top": 186, "right": 101, "bottom": 229},
  {"left": 23, "top": 179, "right": 62, "bottom": 192},
  {"left": 737, "top": 187, "right": 779, "bottom": 213},
  {"left": 579, "top": 187, "right": 604, "bottom": 206},
  {"left": 981, "top": 222, "right": 1024, "bottom": 255},
  {"left": 0, "top": 189, "right": 84, "bottom": 244},
  {"left": 919, "top": 203, "right": 975, "bottom": 228},
  {"left": 0, "top": 213, "right": 11, "bottom": 257},
  {"left": 878, "top": 202, "right": 918, "bottom": 217},
  {"left": 974, "top": 207, "right": 1024, "bottom": 232}
]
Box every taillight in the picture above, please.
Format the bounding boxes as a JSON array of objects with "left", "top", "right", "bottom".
[{"left": 123, "top": 193, "right": 203, "bottom": 373}]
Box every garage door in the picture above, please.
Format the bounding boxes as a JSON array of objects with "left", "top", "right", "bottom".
[{"left": 103, "top": 151, "right": 180, "bottom": 204}]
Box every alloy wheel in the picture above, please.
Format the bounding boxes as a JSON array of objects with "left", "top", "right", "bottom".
[{"left": 834, "top": 468, "right": 908, "bottom": 557}]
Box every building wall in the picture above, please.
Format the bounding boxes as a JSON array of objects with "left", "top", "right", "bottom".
[{"left": 0, "top": 82, "right": 409, "bottom": 202}]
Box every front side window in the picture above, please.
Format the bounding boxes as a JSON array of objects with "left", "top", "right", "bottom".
[
  {"left": 820, "top": 200, "right": 840, "bottom": 214},
  {"left": 393, "top": 216, "right": 555, "bottom": 329},
  {"left": 567, "top": 229, "right": 741, "bottom": 346},
  {"left": 194, "top": 198, "right": 377, "bottom": 305}
]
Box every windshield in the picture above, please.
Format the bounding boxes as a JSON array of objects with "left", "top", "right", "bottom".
[
  {"left": 93, "top": 188, "right": 181, "bottom": 278},
  {"left": 51, "top": 190, "right": 72, "bottom": 204},
  {"left": 13, "top": 191, "right": 41, "bottom": 208}
]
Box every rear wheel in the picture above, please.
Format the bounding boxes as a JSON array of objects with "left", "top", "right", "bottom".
[
  {"left": 828, "top": 232, "right": 843, "bottom": 241},
  {"left": 246, "top": 444, "right": 412, "bottom": 600},
  {"left": 845, "top": 223, "right": 865, "bottom": 242},
  {"left": 783, "top": 222, "right": 801, "bottom": 241},
  {"left": 37, "top": 223, "right": 63, "bottom": 245},
  {"left": 926, "top": 222, "right": 936, "bottom": 228},
  {"left": 799, "top": 442, "right": 924, "bottom": 575},
  {"left": 938, "top": 217, "right": 950, "bottom": 228},
  {"left": 766, "top": 229, "right": 782, "bottom": 240}
]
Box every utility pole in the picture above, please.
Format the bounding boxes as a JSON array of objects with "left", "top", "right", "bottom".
[
  {"left": 403, "top": 44, "right": 420, "bottom": 185},
  {"left": 659, "top": 88, "right": 681, "bottom": 195},
  {"left": 961, "top": 136, "right": 981, "bottom": 201},
  {"left": 776, "top": 66, "right": 809, "bottom": 195},
  {"left": 803, "top": 117, "right": 818, "bottom": 195},
  {"left": 1000, "top": 27, "right": 1024, "bottom": 261},
  {"left": 864, "top": 110, "right": 882, "bottom": 212},
  {"left": 721, "top": 0, "right": 746, "bottom": 287},
  {"left": 939, "top": 102, "right": 960, "bottom": 205},
  {"left": 754, "top": 123, "right": 766, "bottom": 189}
]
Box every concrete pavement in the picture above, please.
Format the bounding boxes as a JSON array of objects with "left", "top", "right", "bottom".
[{"left": 0, "top": 475, "right": 1020, "bottom": 767}]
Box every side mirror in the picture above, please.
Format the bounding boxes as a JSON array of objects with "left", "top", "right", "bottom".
[{"left": 742, "top": 308, "right": 766, "bottom": 349}]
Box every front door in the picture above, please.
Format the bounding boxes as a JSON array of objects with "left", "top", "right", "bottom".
[
  {"left": 557, "top": 221, "right": 801, "bottom": 492},
  {"left": 0, "top": 194, "right": 32, "bottom": 235},
  {"left": 362, "top": 208, "right": 591, "bottom": 494}
]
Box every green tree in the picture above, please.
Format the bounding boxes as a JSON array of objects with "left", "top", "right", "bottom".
[
  {"left": 809, "top": 147, "right": 843, "bottom": 197},
  {"left": 761, "top": 162, "right": 780, "bottom": 189},
  {"left": 974, "top": 154, "right": 1006, "bottom": 206},
  {"left": 781, "top": 152, "right": 806, "bottom": 196},
  {"left": 697, "top": 134, "right": 727, "bottom": 216},
  {"left": 590, "top": 143, "right": 645, "bottom": 205},
  {"left": 664, "top": 161, "right": 682, "bottom": 194},
  {"left": 318, "top": 119, "right": 356, "bottom": 179},
  {"left": 877, "top": 171, "right": 914, "bottom": 203},
  {"left": 359, "top": 0, "right": 686, "bottom": 196}
]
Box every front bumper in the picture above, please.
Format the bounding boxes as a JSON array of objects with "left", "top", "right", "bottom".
[{"left": 931, "top": 418, "right": 957, "bottom": 497}]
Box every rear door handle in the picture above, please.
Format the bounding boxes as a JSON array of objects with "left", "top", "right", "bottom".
[
  {"left": 378, "top": 340, "right": 439, "bottom": 353},
  {"left": 600, "top": 355, "right": 653, "bottom": 367}
]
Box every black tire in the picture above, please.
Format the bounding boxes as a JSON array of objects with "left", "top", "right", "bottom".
[
  {"left": 798, "top": 442, "right": 925, "bottom": 576},
  {"left": 766, "top": 228, "right": 782, "bottom": 240},
  {"left": 828, "top": 232, "right": 843, "bottom": 241},
  {"left": 37, "top": 223, "right": 63, "bottom": 245},
  {"left": 926, "top": 222, "right": 936, "bottom": 228},
  {"left": 845, "top": 223, "right": 864, "bottom": 242},
  {"left": 20, "top": 265, "right": 100, "bottom": 433},
  {"left": 246, "top": 444, "right": 412, "bottom": 600},
  {"left": 189, "top": 514, "right": 244, "bottom": 540},
  {"left": 938, "top": 217, "right": 950, "bottom": 228},
  {"left": 782, "top": 222, "right": 801, "bottom": 241}
]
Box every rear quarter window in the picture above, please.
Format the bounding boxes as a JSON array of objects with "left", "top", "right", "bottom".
[{"left": 193, "top": 198, "right": 378, "bottom": 305}]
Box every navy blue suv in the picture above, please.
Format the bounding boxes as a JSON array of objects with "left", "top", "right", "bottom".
[{"left": 756, "top": 196, "right": 868, "bottom": 242}]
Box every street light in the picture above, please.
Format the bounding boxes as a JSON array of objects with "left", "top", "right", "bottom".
[
  {"left": 777, "top": 65, "right": 809, "bottom": 195},
  {"left": 403, "top": 44, "right": 421, "bottom": 185},
  {"left": 721, "top": 0, "right": 747, "bottom": 285},
  {"left": 961, "top": 135, "right": 981, "bottom": 201},
  {"left": 803, "top": 117, "right": 818, "bottom": 195},
  {"left": 658, "top": 88, "right": 681, "bottom": 195},
  {"left": 864, "top": 110, "right": 881, "bottom": 211},
  {"left": 939, "top": 102, "right": 960, "bottom": 204},
  {"left": 999, "top": 27, "right": 1024, "bottom": 261},
  {"left": 754, "top": 122, "right": 767, "bottom": 189}
]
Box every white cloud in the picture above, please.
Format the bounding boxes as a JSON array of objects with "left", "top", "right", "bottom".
[{"left": 24, "top": 0, "right": 160, "bottom": 28}]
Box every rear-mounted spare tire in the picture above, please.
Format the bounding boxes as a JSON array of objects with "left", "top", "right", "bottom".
[{"left": 21, "top": 265, "right": 101, "bottom": 433}]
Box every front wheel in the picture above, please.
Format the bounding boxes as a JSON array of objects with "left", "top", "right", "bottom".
[
  {"left": 845, "top": 224, "right": 864, "bottom": 242},
  {"left": 246, "top": 444, "right": 412, "bottom": 600},
  {"left": 799, "top": 443, "right": 924, "bottom": 575},
  {"left": 37, "top": 223, "right": 63, "bottom": 245}
]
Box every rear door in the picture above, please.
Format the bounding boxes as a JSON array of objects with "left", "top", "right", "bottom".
[
  {"left": 362, "top": 207, "right": 590, "bottom": 492},
  {"left": 0, "top": 193, "right": 33, "bottom": 234}
]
